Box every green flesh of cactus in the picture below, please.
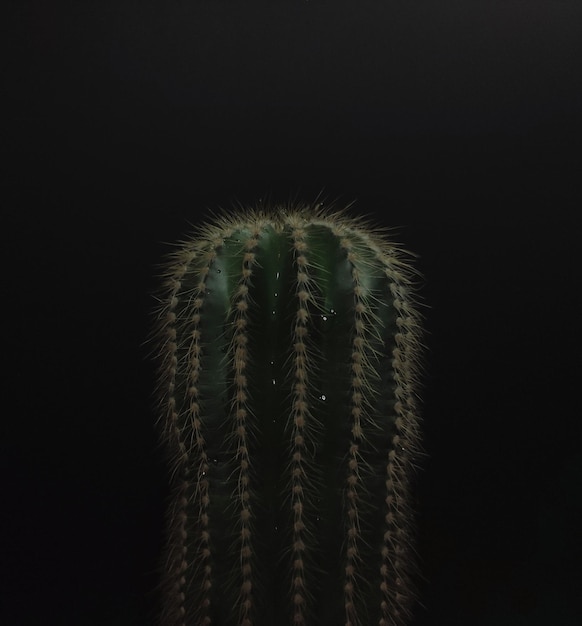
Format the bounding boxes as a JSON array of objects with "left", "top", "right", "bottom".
[{"left": 153, "top": 203, "right": 423, "bottom": 626}]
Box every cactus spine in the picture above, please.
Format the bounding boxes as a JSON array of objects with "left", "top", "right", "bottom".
[{"left": 152, "top": 202, "right": 423, "bottom": 626}]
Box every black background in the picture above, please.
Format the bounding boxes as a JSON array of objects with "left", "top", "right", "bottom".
[{"left": 3, "top": 1, "right": 581, "bottom": 625}]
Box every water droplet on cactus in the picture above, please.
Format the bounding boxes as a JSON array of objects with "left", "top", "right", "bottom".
[
  {"left": 314, "top": 309, "right": 337, "bottom": 330},
  {"left": 269, "top": 360, "right": 278, "bottom": 388}
]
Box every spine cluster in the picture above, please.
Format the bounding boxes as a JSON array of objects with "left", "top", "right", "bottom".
[
  {"left": 230, "top": 226, "right": 261, "bottom": 625},
  {"left": 290, "top": 223, "right": 311, "bottom": 624},
  {"left": 340, "top": 233, "right": 370, "bottom": 626}
]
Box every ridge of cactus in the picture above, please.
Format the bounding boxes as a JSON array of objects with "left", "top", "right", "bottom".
[{"left": 150, "top": 201, "right": 425, "bottom": 626}]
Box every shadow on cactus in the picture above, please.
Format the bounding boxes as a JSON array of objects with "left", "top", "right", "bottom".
[{"left": 150, "top": 201, "right": 425, "bottom": 626}]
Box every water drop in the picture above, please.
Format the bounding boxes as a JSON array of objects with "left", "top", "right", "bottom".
[{"left": 319, "top": 394, "right": 327, "bottom": 402}]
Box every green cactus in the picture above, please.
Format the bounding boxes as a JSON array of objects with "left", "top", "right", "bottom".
[{"left": 151, "top": 202, "right": 424, "bottom": 626}]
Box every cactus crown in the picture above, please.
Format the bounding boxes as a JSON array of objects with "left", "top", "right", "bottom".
[{"left": 151, "top": 202, "right": 424, "bottom": 626}]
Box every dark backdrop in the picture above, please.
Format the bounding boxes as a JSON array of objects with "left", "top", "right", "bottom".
[{"left": 3, "top": 1, "right": 581, "bottom": 625}]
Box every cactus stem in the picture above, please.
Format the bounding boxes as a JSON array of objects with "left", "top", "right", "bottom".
[{"left": 150, "top": 203, "right": 425, "bottom": 626}]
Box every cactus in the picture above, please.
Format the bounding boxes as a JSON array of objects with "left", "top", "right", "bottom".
[{"left": 151, "top": 202, "right": 424, "bottom": 626}]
